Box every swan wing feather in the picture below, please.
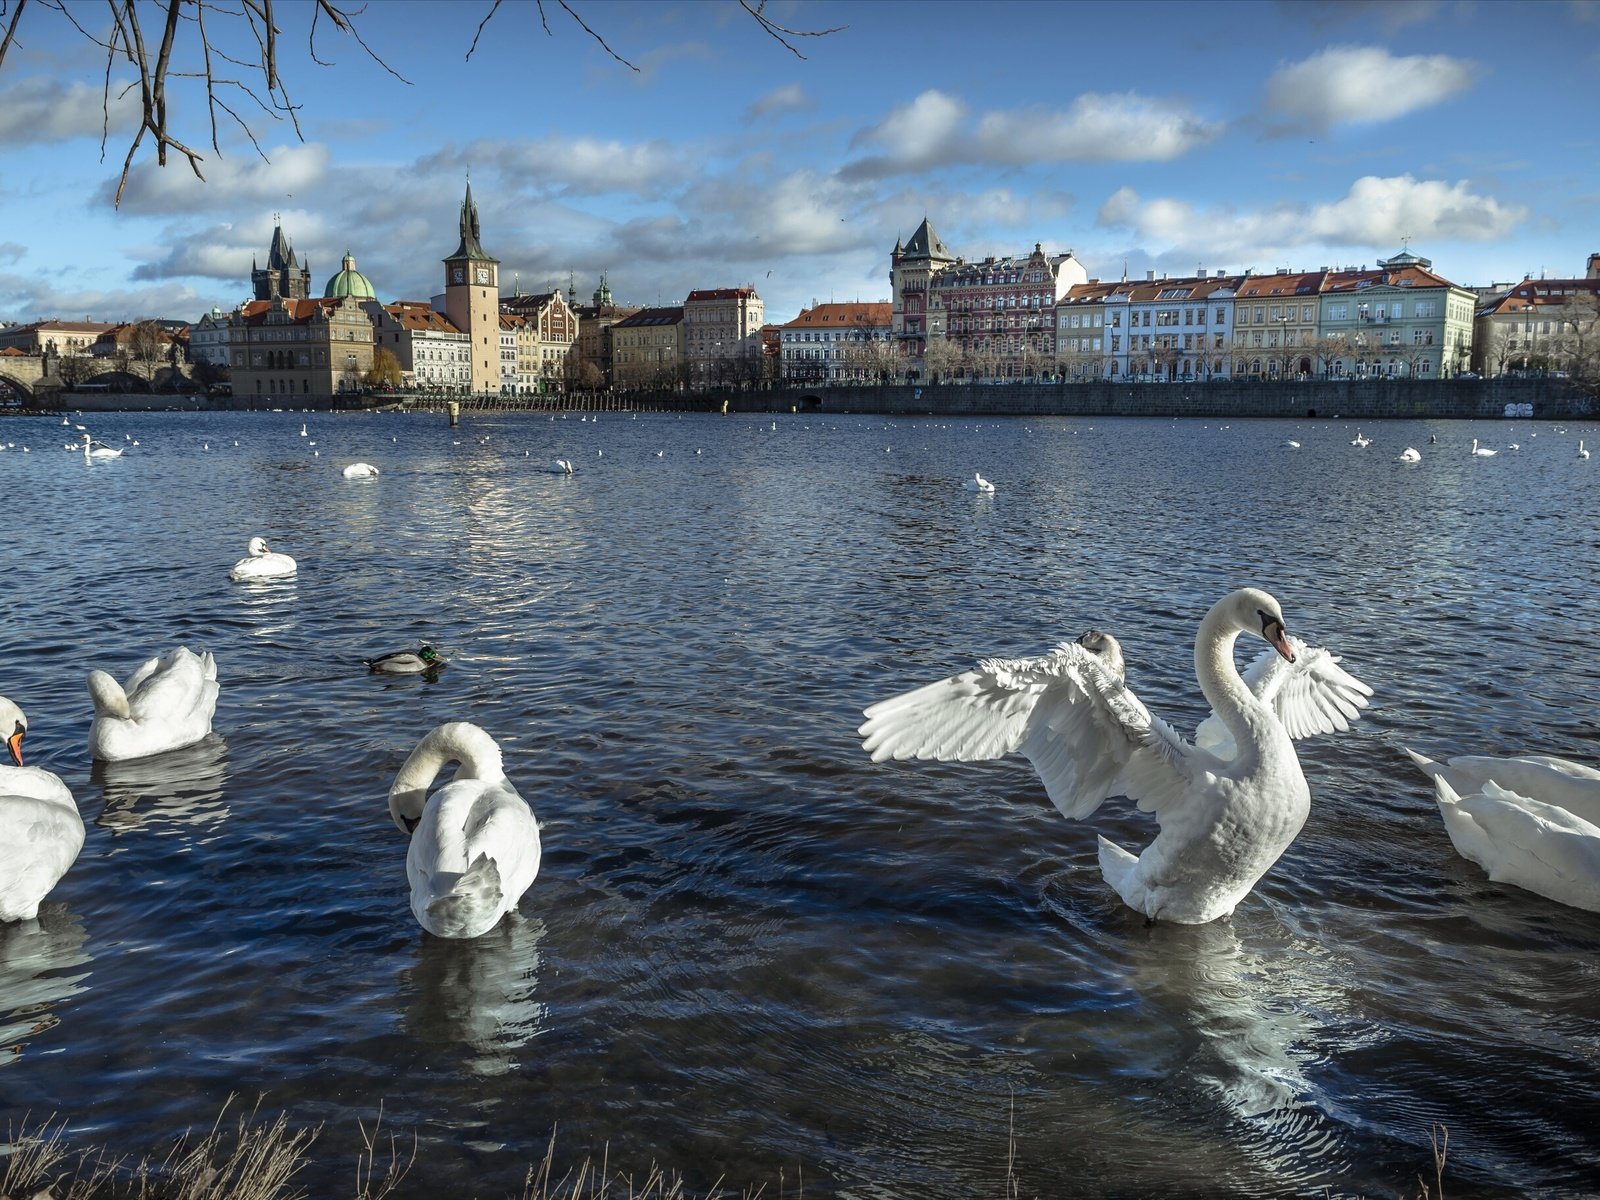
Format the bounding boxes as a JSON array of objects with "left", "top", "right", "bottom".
[
  {"left": 1437, "top": 778, "right": 1600, "bottom": 911},
  {"left": 860, "top": 641, "right": 1193, "bottom": 820},
  {"left": 1194, "top": 635, "right": 1372, "bottom": 755}
]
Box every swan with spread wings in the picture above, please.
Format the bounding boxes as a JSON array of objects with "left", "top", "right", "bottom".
[{"left": 859, "top": 588, "right": 1372, "bottom": 924}]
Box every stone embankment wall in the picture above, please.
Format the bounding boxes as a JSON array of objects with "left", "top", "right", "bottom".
[{"left": 748, "top": 377, "right": 1593, "bottom": 420}]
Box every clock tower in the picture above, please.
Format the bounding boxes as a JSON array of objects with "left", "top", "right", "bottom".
[{"left": 443, "top": 181, "right": 501, "bottom": 394}]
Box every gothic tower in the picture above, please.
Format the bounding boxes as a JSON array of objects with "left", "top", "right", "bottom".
[
  {"left": 443, "top": 182, "right": 501, "bottom": 394},
  {"left": 252, "top": 219, "right": 311, "bottom": 301}
]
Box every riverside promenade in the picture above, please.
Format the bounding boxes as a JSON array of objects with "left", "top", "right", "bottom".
[
  {"left": 418, "top": 376, "right": 1592, "bottom": 420},
  {"left": 9, "top": 376, "right": 1590, "bottom": 420}
]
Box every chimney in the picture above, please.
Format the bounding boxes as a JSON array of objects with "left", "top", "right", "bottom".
[
  {"left": 1588, "top": 252, "right": 1600, "bottom": 279},
  {"left": 1197, "top": 268, "right": 1207, "bottom": 279},
  {"left": 1146, "top": 270, "right": 1155, "bottom": 281}
]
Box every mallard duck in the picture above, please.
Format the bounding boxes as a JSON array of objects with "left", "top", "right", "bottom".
[{"left": 365, "top": 645, "right": 448, "bottom": 674}]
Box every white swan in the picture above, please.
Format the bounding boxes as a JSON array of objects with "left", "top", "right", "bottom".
[
  {"left": 87, "top": 647, "right": 219, "bottom": 763},
  {"left": 1470, "top": 439, "right": 1497, "bottom": 457},
  {"left": 342, "top": 462, "right": 380, "bottom": 478},
  {"left": 388, "top": 722, "right": 541, "bottom": 938},
  {"left": 1406, "top": 748, "right": 1600, "bottom": 913},
  {"left": 365, "top": 644, "right": 448, "bottom": 674},
  {"left": 81, "top": 434, "right": 122, "bottom": 459},
  {"left": 963, "top": 471, "right": 996, "bottom": 493},
  {"left": 1399, "top": 447, "right": 1421, "bottom": 463},
  {"left": 859, "top": 589, "right": 1373, "bottom": 923},
  {"left": 547, "top": 458, "right": 574, "bottom": 474},
  {"left": 1350, "top": 431, "right": 1371, "bottom": 448},
  {"left": 229, "top": 536, "right": 297, "bottom": 581},
  {"left": 0, "top": 697, "right": 85, "bottom": 922},
  {"left": 1284, "top": 440, "right": 1300, "bottom": 449},
  {"left": 1581, "top": 440, "right": 1590, "bottom": 460}
]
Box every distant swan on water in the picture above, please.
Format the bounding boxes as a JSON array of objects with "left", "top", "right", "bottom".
[
  {"left": 342, "top": 462, "right": 380, "bottom": 478},
  {"left": 1350, "top": 431, "right": 1371, "bottom": 447},
  {"left": 1470, "top": 439, "right": 1497, "bottom": 457},
  {"left": 547, "top": 458, "right": 574, "bottom": 474},
  {"left": 1399, "top": 447, "right": 1421, "bottom": 463},
  {"left": 1581, "top": 440, "right": 1591, "bottom": 460},
  {"left": 963, "top": 471, "right": 995, "bottom": 493},
  {"left": 229, "top": 536, "right": 297, "bottom": 582}
]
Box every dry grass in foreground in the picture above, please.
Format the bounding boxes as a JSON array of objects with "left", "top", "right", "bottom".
[
  {"left": 3, "top": 1097, "right": 1450, "bottom": 1200},
  {"left": 0, "top": 1097, "right": 800, "bottom": 1200}
]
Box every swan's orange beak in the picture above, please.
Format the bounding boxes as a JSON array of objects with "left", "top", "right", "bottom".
[
  {"left": 6, "top": 726, "right": 23, "bottom": 767},
  {"left": 1268, "top": 622, "right": 1295, "bottom": 663}
]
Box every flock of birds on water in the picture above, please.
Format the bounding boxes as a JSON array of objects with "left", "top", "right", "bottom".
[
  {"left": 3, "top": 414, "right": 1599, "bottom": 942},
  {"left": 1279, "top": 426, "right": 1590, "bottom": 462}
]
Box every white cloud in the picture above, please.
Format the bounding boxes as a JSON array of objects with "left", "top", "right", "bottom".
[
  {"left": 843, "top": 88, "right": 1217, "bottom": 178},
  {"left": 744, "top": 84, "right": 813, "bottom": 122},
  {"left": 845, "top": 90, "right": 969, "bottom": 175},
  {"left": 421, "top": 137, "right": 693, "bottom": 197},
  {"left": 1096, "top": 175, "right": 1528, "bottom": 266},
  {"left": 106, "top": 143, "right": 332, "bottom": 215},
  {"left": 0, "top": 75, "right": 140, "bottom": 145},
  {"left": 974, "top": 93, "right": 1219, "bottom": 163},
  {"left": 1263, "top": 46, "right": 1475, "bottom": 130}
]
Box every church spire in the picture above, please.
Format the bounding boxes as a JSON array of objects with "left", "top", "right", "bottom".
[{"left": 449, "top": 179, "right": 492, "bottom": 261}]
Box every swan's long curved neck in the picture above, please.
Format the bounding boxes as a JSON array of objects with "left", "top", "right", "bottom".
[
  {"left": 87, "top": 669, "right": 131, "bottom": 719},
  {"left": 389, "top": 722, "right": 504, "bottom": 833},
  {"left": 1194, "top": 606, "right": 1262, "bottom": 764}
]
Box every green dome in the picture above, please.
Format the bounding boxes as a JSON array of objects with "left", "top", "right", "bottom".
[{"left": 324, "top": 250, "right": 376, "bottom": 300}]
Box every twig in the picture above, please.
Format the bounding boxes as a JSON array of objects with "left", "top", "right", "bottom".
[
  {"left": 736, "top": 0, "right": 846, "bottom": 60},
  {"left": 0, "top": 0, "right": 26, "bottom": 72}
]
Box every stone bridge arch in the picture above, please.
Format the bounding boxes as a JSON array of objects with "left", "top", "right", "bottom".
[{"left": 0, "top": 372, "right": 33, "bottom": 403}]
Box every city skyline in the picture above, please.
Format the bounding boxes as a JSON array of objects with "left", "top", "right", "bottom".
[{"left": 1, "top": 0, "right": 1596, "bottom": 328}]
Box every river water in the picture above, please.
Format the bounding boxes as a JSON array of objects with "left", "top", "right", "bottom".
[{"left": 1, "top": 409, "right": 1597, "bottom": 1198}]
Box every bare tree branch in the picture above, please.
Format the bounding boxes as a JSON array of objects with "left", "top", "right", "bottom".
[
  {"left": 737, "top": 0, "right": 846, "bottom": 60},
  {"left": 5, "top": 0, "right": 841, "bottom": 206},
  {"left": 466, "top": 0, "right": 500, "bottom": 62},
  {"left": 0, "top": 0, "right": 27, "bottom": 73},
  {"left": 553, "top": 0, "right": 639, "bottom": 72}
]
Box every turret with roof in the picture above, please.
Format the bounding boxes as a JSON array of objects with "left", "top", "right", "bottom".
[
  {"left": 890, "top": 217, "right": 957, "bottom": 368},
  {"left": 252, "top": 217, "right": 311, "bottom": 301},
  {"left": 324, "top": 250, "right": 377, "bottom": 301}
]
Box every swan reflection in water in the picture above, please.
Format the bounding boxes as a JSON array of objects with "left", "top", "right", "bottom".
[
  {"left": 404, "top": 913, "right": 548, "bottom": 1079},
  {"left": 1115, "top": 908, "right": 1349, "bottom": 1188},
  {"left": 92, "top": 734, "right": 230, "bottom": 841},
  {"left": 0, "top": 903, "right": 92, "bottom": 1065}
]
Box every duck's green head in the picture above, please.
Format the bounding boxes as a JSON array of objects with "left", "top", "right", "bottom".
[{"left": 419, "top": 645, "right": 438, "bottom": 663}]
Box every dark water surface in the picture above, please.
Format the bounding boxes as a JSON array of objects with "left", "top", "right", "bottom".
[{"left": 1, "top": 410, "right": 1597, "bottom": 1198}]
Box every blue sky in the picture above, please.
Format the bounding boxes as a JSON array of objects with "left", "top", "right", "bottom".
[{"left": 1, "top": 0, "right": 1596, "bottom": 327}]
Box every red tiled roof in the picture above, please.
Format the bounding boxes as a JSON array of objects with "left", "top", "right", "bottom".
[
  {"left": 686, "top": 288, "right": 759, "bottom": 302},
  {"left": 784, "top": 302, "right": 891, "bottom": 328}
]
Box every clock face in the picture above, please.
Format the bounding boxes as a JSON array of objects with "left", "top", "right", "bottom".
[
  {"left": 475, "top": 267, "right": 490, "bottom": 285},
  {"left": 451, "top": 267, "right": 464, "bottom": 284}
]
